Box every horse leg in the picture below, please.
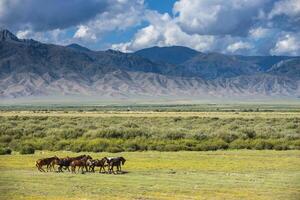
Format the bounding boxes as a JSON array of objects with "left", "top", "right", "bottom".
[
  {"left": 46, "top": 164, "right": 51, "bottom": 172},
  {"left": 36, "top": 163, "right": 41, "bottom": 172},
  {"left": 40, "top": 166, "right": 46, "bottom": 172}
]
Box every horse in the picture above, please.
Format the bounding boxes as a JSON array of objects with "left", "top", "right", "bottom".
[
  {"left": 107, "top": 157, "right": 126, "bottom": 174},
  {"left": 87, "top": 157, "right": 108, "bottom": 173},
  {"left": 36, "top": 156, "right": 60, "bottom": 172},
  {"left": 55, "top": 155, "right": 87, "bottom": 172},
  {"left": 70, "top": 155, "right": 92, "bottom": 173}
]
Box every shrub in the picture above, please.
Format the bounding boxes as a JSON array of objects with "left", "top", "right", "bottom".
[
  {"left": 229, "top": 139, "right": 251, "bottom": 149},
  {"left": 106, "top": 146, "right": 123, "bottom": 153},
  {"left": 195, "top": 140, "right": 228, "bottom": 151},
  {"left": 191, "top": 132, "right": 208, "bottom": 140},
  {"left": 0, "top": 135, "right": 12, "bottom": 143},
  {"left": 219, "top": 132, "right": 238, "bottom": 143},
  {"left": 163, "top": 144, "right": 185, "bottom": 151},
  {"left": 252, "top": 140, "right": 273, "bottom": 150},
  {"left": 241, "top": 129, "right": 256, "bottom": 139},
  {"left": 160, "top": 132, "right": 186, "bottom": 140},
  {"left": 19, "top": 146, "right": 35, "bottom": 154},
  {"left": 0, "top": 147, "right": 12, "bottom": 155},
  {"left": 274, "top": 144, "right": 289, "bottom": 150},
  {"left": 123, "top": 142, "right": 140, "bottom": 151},
  {"left": 123, "top": 122, "right": 139, "bottom": 128}
]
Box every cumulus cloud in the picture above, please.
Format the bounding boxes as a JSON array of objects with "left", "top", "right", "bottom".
[
  {"left": 268, "top": 0, "right": 300, "bottom": 31},
  {"left": 270, "top": 33, "right": 300, "bottom": 55},
  {"left": 1, "top": 0, "right": 300, "bottom": 56},
  {"left": 227, "top": 41, "right": 253, "bottom": 53},
  {"left": 73, "top": 0, "right": 144, "bottom": 42},
  {"left": 269, "top": 0, "right": 300, "bottom": 18},
  {"left": 112, "top": 11, "right": 215, "bottom": 52},
  {"left": 173, "top": 0, "right": 274, "bottom": 36},
  {"left": 0, "top": 0, "right": 145, "bottom": 45}
]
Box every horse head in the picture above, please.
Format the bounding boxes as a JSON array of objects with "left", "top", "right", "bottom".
[
  {"left": 86, "top": 155, "right": 93, "bottom": 160},
  {"left": 120, "top": 157, "right": 126, "bottom": 165}
]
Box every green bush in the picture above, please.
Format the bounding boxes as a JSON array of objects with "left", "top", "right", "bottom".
[
  {"left": 195, "top": 140, "right": 228, "bottom": 151},
  {"left": 19, "top": 146, "right": 35, "bottom": 154},
  {"left": 123, "top": 142, "right": 141, "bottom": 151},
  {"left": 163, "top": 144, "right": 185, "bottom": 151},
  {"left": 106, "top": 146, "right": 123, "bottom": 153},
  {"left": 252, "top": 140, "right": 273, "bottom": 150},
  {"left": 241, "top": 129, "right": 256, "bottom": 139},
  {"left": 0, "top": 147, "right": 12, "bottom": 155},
  {"left": 229, "top": 139, "right": 251, "bottom": 149},
  {"left": 219, "top": 132, "right": 238, "bottom": 143}
]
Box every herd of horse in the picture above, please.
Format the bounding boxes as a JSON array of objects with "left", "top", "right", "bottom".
[{"left": 36, "top": 155, "right": 126, "bottom": 174}]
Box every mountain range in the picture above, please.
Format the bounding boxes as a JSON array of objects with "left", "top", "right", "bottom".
[{"left": 0, "top": 29, "right": 299, "bottom": 99}]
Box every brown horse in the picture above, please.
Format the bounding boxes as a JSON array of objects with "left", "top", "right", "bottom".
[
  {"left": 55, "top": 155, "right": 87, "bottom": 172},
  {"left": 36, "top": 156, "right": 60, "bottom": 172},
  {"left": 70, "top": 155, "right": 92, "bottom": 173},
  {"left": 87, "top": 157, "right": 108, "bottom": 173},
  {"left": 107, "top": 157, "right": 126, "bottom": 174}
]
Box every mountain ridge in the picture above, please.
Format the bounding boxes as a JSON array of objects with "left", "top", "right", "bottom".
[{"left": 0, "top": 29, "right": 299, "bottom": 99}]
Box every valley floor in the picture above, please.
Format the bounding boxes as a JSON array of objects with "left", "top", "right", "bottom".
[{"left": 0, "top": 150, "right": 299, "bottom": 200}]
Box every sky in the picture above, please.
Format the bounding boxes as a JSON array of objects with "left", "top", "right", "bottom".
[{"left": 0, "top": 0, "right": 300, "bottom": 56}]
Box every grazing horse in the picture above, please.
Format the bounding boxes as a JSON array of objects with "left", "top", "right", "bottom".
[
  {"left": 70, "top": 155, "right": 92, "bottom": 173},
  {"left": 87, "top": 157, "right": 108, "bottom": 173},
  {"left": 107, "top": 157, "right": 126, "bottom": 174},
  {"left": 36, "top": 156, "right": 60, "bottom": 172},
  {"left": 56, "top": 155, "right": 87, "bottom": 172}
]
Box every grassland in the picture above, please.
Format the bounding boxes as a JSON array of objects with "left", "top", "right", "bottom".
[
  {"left": 0, "top": 150, "right": 299, "bottom": 200},
  {"left": 0, "top": 105, "right": 299, "bottom": 199},
  {"left": 1, "top": 110, "right": 300, "bottom": 153}
]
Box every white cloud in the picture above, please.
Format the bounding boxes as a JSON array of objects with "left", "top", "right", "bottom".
[
  {"left": 112, "top": 11, "right": 215, "bottom": 52},
  {"left": 269, "top": 0, "right": 300, "bottom": 18},
  {"left": 173, "top": 0, "right": 271, "bottom": 36},
  {"left": 270, "top": 33, "right": 300, "bottom": 55},
  {"left": 74, "top": 26, "right": 96, "bottom": 41},
  {"left": 73, "top": 0, "right": 144, "bottom": 42},
  {"left": 249, "top": 27, "right": 271, "bottom": 39},
  {"left": 16, "top": 29, "right": 32, "bottom": 39},
  {"left": 227, "top": 41, "right": 253, "bottom": 53}
]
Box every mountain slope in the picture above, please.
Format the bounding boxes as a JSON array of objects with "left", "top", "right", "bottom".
[
  {"left": 135, "top": 46, "right": 199, "bottom": 65},
  {"left": 0, "top": 29, "right": 299, "bottom": 99},
  {"left": 178, "top": 53, "right": 259, "bottom": 80}
]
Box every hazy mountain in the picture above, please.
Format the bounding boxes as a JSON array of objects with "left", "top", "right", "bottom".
[
  {"left": 268, "top": 58, "right": 300, "bottom": 79},
  {"left": 135, "top": 46, "right": 199, "bottom": 65},
  {"left": 236, "top": 55, "right": 295, "bottom": 71},
  {"left": 0, "top": 29, "right": 299, "bottom": 99},
  {"left": 177, "top": 53, "right": 259, "bottom": 80}
]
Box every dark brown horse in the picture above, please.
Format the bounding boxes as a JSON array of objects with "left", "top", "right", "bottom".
[
  {"left": 87, "top": 157, "right": 108, "bottom": 173},
  {"left": 107, "top": 157, "right": 126, "bottom": 174},
  {"left": 70, "top": 155, "right": 92, "bottom": 173},
  {"left": 36, "top": 156, "right": 60, "bottom": 172},
  {"left": 55, "top": 155, "right": 87, "bottom": 172}
]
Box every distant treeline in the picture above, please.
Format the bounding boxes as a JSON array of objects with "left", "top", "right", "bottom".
[{"left": 0, "top": 115, "right": 299, "bottom": 153}]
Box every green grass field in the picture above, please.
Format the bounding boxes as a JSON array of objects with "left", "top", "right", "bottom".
[{"left": 0, "top": 150, "right": 299, "bottom": 200}]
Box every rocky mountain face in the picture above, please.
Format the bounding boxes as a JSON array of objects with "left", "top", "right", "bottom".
[{"left": 0, "top": 29, "right": 299, "bottom": 99}]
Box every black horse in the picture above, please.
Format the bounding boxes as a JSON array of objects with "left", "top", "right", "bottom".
[{"left": 107, "top": 157, "right": 126, "bottom": 174}]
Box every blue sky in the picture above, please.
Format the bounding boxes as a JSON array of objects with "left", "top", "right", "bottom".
[{"left": 1, "top": 0, "right": 300, "bottom": 56}]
